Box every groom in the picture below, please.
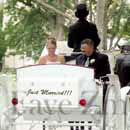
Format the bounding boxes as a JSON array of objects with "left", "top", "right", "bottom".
[{"left": 76, "top": 38, "right": 111, "bottom": 79}]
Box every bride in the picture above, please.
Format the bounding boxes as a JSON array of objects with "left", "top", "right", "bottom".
[{"left": 39, "top": 37, "right": 65, "bottom": 64}]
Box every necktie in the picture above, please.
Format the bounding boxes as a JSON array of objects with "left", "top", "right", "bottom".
[{"left": 85, "top": 57, "right": 89, "bottom": 67}]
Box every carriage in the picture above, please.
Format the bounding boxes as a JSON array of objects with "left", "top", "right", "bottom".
[{"left": 0, "top": 63, "right": 130, "bottom": 130}]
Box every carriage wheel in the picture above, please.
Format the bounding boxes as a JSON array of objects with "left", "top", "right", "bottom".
[
  {"left": 103, "top": 85, "right": 124, "bottom": 130},
  {"left": 125, "top": 95, "right": 130, "bottom": 130}
]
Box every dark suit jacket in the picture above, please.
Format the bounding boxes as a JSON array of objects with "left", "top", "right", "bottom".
[
  {"left": 76, "top": 51, "right": 111, "bottom": 79},
  {"left": 114, "top": 54, "right": 127, "bottom": 75},
  {"left": 120, "top": 60, "right": 130, "bottom": 87},
  {"left": 114, "top": 54, "right": 130, "bottom": 87},
  {"left": 67, "top": 19, "right": 100, "bottom": 52}
]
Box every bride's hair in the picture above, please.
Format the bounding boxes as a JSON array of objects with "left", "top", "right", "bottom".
[{"left": 47, "top": 37, "right": 57, "bottom": 47}]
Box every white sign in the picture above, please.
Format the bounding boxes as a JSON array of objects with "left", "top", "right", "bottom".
[
  {"left": 18, "top": 77, "right": 79, "bottom": 107},
  {"left": 17, "top": 65, "right": 94, "bottom": 108}
]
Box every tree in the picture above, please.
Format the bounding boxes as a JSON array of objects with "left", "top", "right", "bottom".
[
  {"left": 96, "top": 0, "right": 105, "bottom": 50},
  {"left": 3, "top": 0, "right": 73, "bottom": 61},
  {"left": 0, "top": 3, "right": 6, "bottom": 71},
  {"left": 96, "top": 0, "right": 130, "bottom": 50},
  {"left": 110, "top": 2, "right": 130, "bottom": 49}
]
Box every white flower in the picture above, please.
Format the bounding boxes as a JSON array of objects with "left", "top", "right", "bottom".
[{"left": 90, "top": 59, "right": 95, "bottom": 64}]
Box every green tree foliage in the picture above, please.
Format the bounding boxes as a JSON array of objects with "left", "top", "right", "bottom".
[
  {"left": 0, "top": 4, "right": 6, "bottom": 66},
  {"left": 108, "top": 2, "right": 130, "bottom": 49},
  {"left": 4, "top": 0, "right": 51, "bottom": 60},
  {"left": 3, "top": 0, "right": 74, "bottom": 61}
]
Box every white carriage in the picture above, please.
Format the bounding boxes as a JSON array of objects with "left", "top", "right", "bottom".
[{"left": 0, "top": 64, "right": 130, "bottom": 130}]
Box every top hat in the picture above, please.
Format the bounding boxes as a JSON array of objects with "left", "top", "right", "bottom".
[{"left": 75, "top": 3, "right": 89, "bottom": 18}]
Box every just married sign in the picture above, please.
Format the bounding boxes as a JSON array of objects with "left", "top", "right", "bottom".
[{"left": 16, "top": 64, "right": 94, "bottom": 108}]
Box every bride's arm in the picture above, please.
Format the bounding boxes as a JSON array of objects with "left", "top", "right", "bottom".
[{"left": 39, "top": 56, "right": 47, "bottom": 64}]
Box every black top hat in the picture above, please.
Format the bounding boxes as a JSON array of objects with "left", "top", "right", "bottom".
[{"left": 75, "top": 3, "right": 89, "bottom": 18}]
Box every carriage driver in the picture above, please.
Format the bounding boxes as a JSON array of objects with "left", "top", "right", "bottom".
[{"left": 66, "top": 3, "right": 100, "bottom": 62}]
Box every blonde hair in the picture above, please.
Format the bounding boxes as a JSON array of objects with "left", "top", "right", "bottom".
[{"left": 47, "top": 37, "right": 57, "bottom": 47}]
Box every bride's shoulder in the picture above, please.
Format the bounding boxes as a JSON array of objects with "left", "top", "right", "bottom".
[{"left": 39, "top": 55, "right": 47, "bottom": 64}]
